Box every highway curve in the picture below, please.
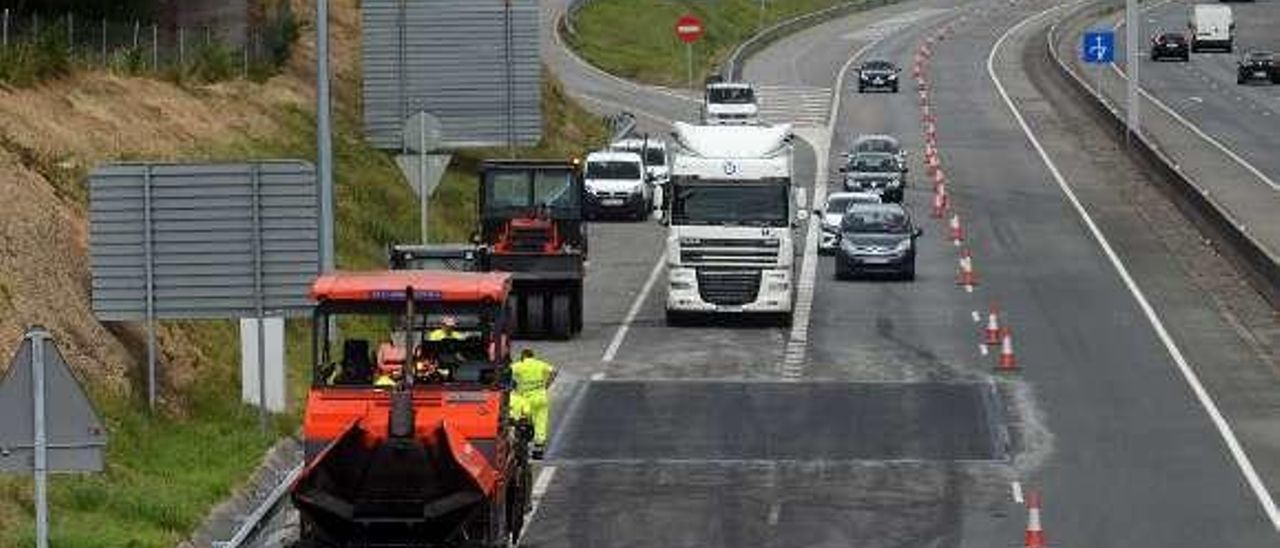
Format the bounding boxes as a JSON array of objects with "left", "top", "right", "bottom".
[{"left": 520, "top": 0, "right": 1280, "bottom": 545}]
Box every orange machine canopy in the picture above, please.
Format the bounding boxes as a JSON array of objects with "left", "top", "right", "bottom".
[{"left": 310, "top": 270, "right": 512, "bottom": 304}]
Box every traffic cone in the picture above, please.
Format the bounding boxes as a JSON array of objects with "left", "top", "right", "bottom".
[
  {"left": 923, "top": 121, "right": 937, "bottom": 140},
  {"left": 1024, "top": 491, "right": 1045, "bottom": 547},
  {"left": 948, "top": 213, "right": 965, "bottom": 243},
  {"left": 984, "top": 305, "right": 1002, "bottom": 345},
  {"left": 956, "top": 252, "right": 978, "bottom": 286},
  {"left": 919, "top": 90, "right": 929, "bottom": 106},
  {"left": 921, "top": 106, "right": 931, "bottom": 122},
  {"left": 997, "top": 328, "right": 1018, "bottom": 371},
  {"left": 932, "top": 168, "right": 946, "bottom": 189},
  {"left": 931, "top": 188, "right": 948, "bottom": 218}
]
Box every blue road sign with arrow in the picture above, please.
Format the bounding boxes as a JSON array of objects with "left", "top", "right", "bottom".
[{"left": 1083, "top": 30, "right": 1115, "bottom": 64}]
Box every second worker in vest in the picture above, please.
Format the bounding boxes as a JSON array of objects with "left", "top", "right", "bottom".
[
  {"left": 428, "top": 316, "right": 467, "bottom": 341},
  {"left": 511, "top": 348, "right": 556, "bottom": 459}
]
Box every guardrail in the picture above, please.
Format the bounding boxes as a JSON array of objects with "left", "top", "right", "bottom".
[
  {"left": 607, "top": 111, "right": 637, "bottom": 141},
  {"left": 721, "top": 0, "right": 896, "bottom": 81},
  {"left": 1045, "top": 3, "right": 1280, "bottom": 308}
]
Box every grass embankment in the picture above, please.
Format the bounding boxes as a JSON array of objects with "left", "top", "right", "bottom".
[
  {"left": 0, "top": 72, "right": 606, "bottom": 547},
  {"left": 567, "top": 0, "right": 852, "bottom": 87}
]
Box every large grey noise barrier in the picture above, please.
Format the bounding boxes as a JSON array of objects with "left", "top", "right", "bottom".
[
  {"left": 89, "top": 161, "right": 320, "bottom": 320},
  {"left": 362, "top": 0, "right": 542, "bottom": 149}
]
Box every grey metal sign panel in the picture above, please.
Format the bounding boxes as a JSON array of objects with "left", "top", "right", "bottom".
[
  {"left": 88, "top": 161, "right": 320, "bottom": 320},
  {"left": 0, "top": 329, "right": 107, "bottom": 473},
  {"left": 362, "top": 0, "right": 542, "bottom": 149}
]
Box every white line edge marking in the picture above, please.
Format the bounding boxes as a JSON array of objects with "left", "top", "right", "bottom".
[
  {"left": 552, "top": 12, "right": 698, "bottom": 105},
  {"left": 602, "top": 254, "right": 666, "bottom": 362},
  {"left": 979, "top": 344, "right": 989, "bottom": 357},
  {"left": 1109, "top": 5, "right": 1280, "bottom": 192},
  {"left": 990, "top": 4, "right": 1280, "bottom": 530},
  {"left": 1011, "top": 480, "right": 1024, "bottom": 504},
  {"left": 525, "top": 465, "right": 558, "bottom": 524},
  {"left": 972, "top": 310, "right": 982, "bottom": 322}
]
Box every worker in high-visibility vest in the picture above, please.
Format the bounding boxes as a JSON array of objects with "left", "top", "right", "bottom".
[
  {"left": 428, "top": 316, "right": 467, "bottom": 341},
  {"left": 510, "top": 348, "right": 556, "bottom": 457}
]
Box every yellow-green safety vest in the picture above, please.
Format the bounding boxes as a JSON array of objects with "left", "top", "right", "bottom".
[{"left": 511, "top": 357, "right": 554, "bottom": 393}]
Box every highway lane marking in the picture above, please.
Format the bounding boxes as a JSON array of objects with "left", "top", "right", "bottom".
[
  {"left": 994, "top": 5, "right": 1280, "bottom": 531},
  {"left": 525, "top": 464, "right": 558, "bottom": 526},
  {"left": 602, "top": 253, "right": 666, "bottom": 363},
  {"left": 590, "top": 372, "right": 605, "bottom": 381},
  {"left": 979, "top": 344, "right": 989, "bottom": 357},
  {"left": 1011, "top": 480, "right": 1024, "bottom": 504},
  {"left": 1110, "top": 12, "right": 1280, "bottom": 192},
  {"left": 972, "top": 310, "right": 982, "bottom": 322}
]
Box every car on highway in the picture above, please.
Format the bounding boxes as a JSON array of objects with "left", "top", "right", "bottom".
[
  {"left": 840, "top": 151, "right": 905, "bottom": 203},
  {"left": 851, "top": 134, "right": 907, "bottom": 174},
  {"left": 1150, "top": 33, "right": 1190, "bottom": 61},
  {"left": 1237, "top": 50, "right": 1278, "bottom": 84},
  {"left": 818, "top": 191, "right": 882, "bottom": 253},
  {"left": 856, "top": 60, "right": 900, "bottom": 93},
  {"left": 584, "top": 150, "right": 653, "bottom": 220},
  {"left": 833, "top": 203, "right": 921, "bottom": 280}
]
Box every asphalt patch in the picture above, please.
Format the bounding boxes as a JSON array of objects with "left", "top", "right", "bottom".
[{"left": 550, "top": 381, "right": 1006, "bottom": 462}]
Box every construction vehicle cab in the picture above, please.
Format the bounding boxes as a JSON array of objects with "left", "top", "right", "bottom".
[{"left": 294, "top": 270, "right": 532, "bottom": 548}]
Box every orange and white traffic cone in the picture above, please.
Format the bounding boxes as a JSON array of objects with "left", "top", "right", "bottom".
[
  {"left": 948, "top": 213, "right": 965, "bottom": 244},
  {"left": 923, "top": 121, "right": 937, "bottom": 141},
  {"left": 1024, "top": 491, "right": 1045, "bottom": 547},
  {"left": 984, "top": 304, "right": 1002, "bottom": 345},
  {"left": 926, "top": 152, "right": 940, "bottom": 176},
  {"left": 997, "top": 328, "right": 1018, "bottom": 372},
  {"left": 957, "top": 251, "right": 978, "bottom": 287},
  {"left": 919, "top": 90, "right": 929, "bottom": 106},
  {"left": 931, "top": 188, "right": 949, "bottom": 219},
  {"left": 932, "top": 168, "right": 946, "bottom": 189}
]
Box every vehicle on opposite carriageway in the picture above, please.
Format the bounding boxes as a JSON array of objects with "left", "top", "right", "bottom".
[
  {"left": 663, "top": 121, "right": 805, "bottom": 326},
  {"left": 1150, "top": 32, "right": 1190, "bottom": 61},
  {"left": 1237, "top": 50, "right": 1278, "bottom": 84}
]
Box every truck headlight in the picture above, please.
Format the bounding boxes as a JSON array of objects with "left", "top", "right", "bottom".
[
  {"left": 767, "top": 282, "right": 790, "bottom": 292},
  {"left": 671, "top": 281, "right": 694, "bottom": 290},
  {"left": 764, "top": 271, "right": 788, "bottom": 281},
  {"left": 679, "top": 237, "right": 702, "bottom": 246}
]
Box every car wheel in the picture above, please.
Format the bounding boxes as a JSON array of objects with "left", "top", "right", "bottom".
[
  {"left": 902, "top": 263, "right": 916, "bottom": 281},
  {"left": 891, "top": 83, "right": 899, "bottom": 93},
  {"left": 1238, "top": 75, "right": 1246, "bottom": 85},
  {"left": 834, "top": 262, "right": 848, "bottom": 280}
]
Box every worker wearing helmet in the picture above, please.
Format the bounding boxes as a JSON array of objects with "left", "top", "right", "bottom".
[
  {"left": 374, "top": 366, "right": 402, "bottom": 388},
  {"left": 428, "top": 316, "right": 467, "bottom": 341},
  {"left": 510, "top": 348, "right": 556, "bottom": 457}
]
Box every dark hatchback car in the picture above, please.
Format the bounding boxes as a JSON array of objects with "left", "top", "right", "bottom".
[
  {"left": 1237, "top": 50, "right": 1278, "bottom": 84},
  {"left": 1150, "top": 33, "right": 1189, "bottom": 61},
  {"left": 834, "top": 203, "right": 922, "bottom": 280},
  {"left": 856, "top": 60, "right": 900, "bottom": 93}
]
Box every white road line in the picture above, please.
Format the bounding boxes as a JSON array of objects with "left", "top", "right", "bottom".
[
  {"left": 972, "top": 310, "right": 982, "bottom": 322},
  {"left": 552, "top": 13, "right": 698, "bottom": 105},
  {"left": 979, "top": 344, "right": 989, "bottom": 357},
  {"left": 602, "top": 255, "right": 666, "bottom": 362},
  {"left": 524, "top": 464, "right": 558, "bottom": 526},
  {"left": 992, "top": 5, "right": 1280, "bottom": 531},
  {"left": 1011, "top": 480, "right": 1024, "bottom": 504},
  {"left": 590, "top": 371, "right": 605, "bottom": 381}
]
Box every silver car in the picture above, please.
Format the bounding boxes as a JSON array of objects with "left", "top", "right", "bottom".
[{"left": 818, "top": 191, "right": 882, "bottom": 253}]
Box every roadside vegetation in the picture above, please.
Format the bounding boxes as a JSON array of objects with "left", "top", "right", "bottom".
[
  {"left": 0, "top": 3, "right": 605, "bottom": 545},
  {"left": 566, "top": 0, "right": 855, "bottom": 87}
]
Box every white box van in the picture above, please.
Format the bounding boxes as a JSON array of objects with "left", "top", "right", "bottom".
[
  {"left": 701, "top": 82, "right": 760, "bottom": 125},
  {"left": 1190, "top": 4, "right": 1234, "bottom": 52},
  {"left": 584, "top": 150, "right": 652, "bottom": 221}
]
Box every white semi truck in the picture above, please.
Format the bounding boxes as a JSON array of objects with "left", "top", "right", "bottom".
[{"left": 662, "top": 122, "right": 804, "bottom": 325}]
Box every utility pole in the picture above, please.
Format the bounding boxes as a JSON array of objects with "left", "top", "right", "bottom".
[
  {"left": 317, "top": 0, "right": 335, "bottom": 274},
  {"left": 1125, "top": 0, "right": 1139, "bottom": 143}
]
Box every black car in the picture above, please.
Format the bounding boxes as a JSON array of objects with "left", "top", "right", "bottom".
[
  {"left": 856, "top": 60, "right": 900, "bottom": 93},
  {"left": 1237, "top": 50, "right": 1278, "bottom": 84},
  {"left": 1150, "top": 33, "right": 1189, "bottom": 61},
  {"left": 834, "top": 203, "right": 922, "bottom": 280},
  {"left": 840, "top": 152, "right": 905, "bottom": 203}
]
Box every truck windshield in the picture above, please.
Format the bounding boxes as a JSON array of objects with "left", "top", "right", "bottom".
[
  {"left": 586, "top": 161, "right": 642, "bottom": 180},
  {"left": 485, "top": 169, "right": 580, "bottom": 214},
  {"left": 645, "top": 148, "right": 666, "bottom": 167},
  {"left": 707, "top": 87, "right": 755, "bottom": 104},
  {"left": 670, "top": 182, "right": 788, "bottom": 226}
]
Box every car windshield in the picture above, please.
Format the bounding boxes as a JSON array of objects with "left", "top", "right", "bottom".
[
  {"left": 842, "top": 209, "right": 910, "bottom": 234},
  {"left": 645, "top": 148, "right": 666, "bottom": 166},
  {"left": 1246, "top": 52, "right": 1274, "bottom": 62},
  {"left": 849, "top": 154, "right": 898, "bottom": 173},
  {"left": 587, "top": 161, "right": 642, "bottom": 179},
  {"left": 862, "top": 61, "right": 894, "bottom": 71},
  {"left": 855, "top": 139, "right": 898, "bottom": 154},
  {"left": 708, "top": 87, "right": 755, "bottom": 104},
  {"left": 826, "top": 197, "right": 853, "bottom": 213},
  {"left": 1160, "top": 34, "right": 1185, "bottom": 43},
  {"left": 670, "top": 182, "right": 788, "bottom": 226}
]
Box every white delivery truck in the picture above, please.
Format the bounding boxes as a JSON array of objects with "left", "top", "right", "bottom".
[
  {"left": 662, "top": 122, "right": 805, "bottom": 326},
  {"left": 701, "top": 82, "right": 760, "bottom": 125},
  {"left": 1190, "top": 4, "right": 1234, "bottom": 52}
]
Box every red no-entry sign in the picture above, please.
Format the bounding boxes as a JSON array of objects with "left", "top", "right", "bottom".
[{"left": 675, "top": 14, "right": 704, "bottom": 43}]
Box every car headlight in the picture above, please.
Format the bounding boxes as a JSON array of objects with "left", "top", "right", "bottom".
[
  {"left": 859, "top": 73, "right": 870, "bottom": 80},
  {"left": 894, "top": 239, "right": 912, "bottom": 252},
  {"left": 887, "top": 74, "right": 898, "bottom": 80}
]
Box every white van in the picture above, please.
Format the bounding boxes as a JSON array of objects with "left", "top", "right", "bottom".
[
  {"left": 1190, "top": 4, "right": 1234, "bottom": 52},
  {"left": 583, "top": 150, "right": 652, "bottom": 221},
  {"left": 701, "top": 82, "right": 760, "bottom": 125}
]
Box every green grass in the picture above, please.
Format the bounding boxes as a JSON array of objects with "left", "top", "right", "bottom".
[
  {"left": 567, "top": 0, "right": 855, "bottom": 87},
  {"left": 0, "top": 71, "right": 606, "bottom": 547}
]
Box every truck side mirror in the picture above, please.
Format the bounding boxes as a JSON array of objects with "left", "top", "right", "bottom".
[{"left": 838, "top": 165, "right": 848, "bottom": 173}]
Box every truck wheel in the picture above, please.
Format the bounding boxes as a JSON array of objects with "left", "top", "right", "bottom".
[
  {"left": 550, "top": 293, "right": 572, "bottom": 339},
  {"left": 525, "top": 293, "right": 547, "bottom": 335},
  {"left": 571, "top": 291, "right": 584, "bottom": 334},
  {"left": 666, "top": 310, "right": 689, "bottom": 326}
]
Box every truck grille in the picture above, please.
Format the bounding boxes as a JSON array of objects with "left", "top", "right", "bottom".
[
  {"left": 680, "top": 239, "right": 779, "bottom": 267},
  {"left": 697, "top": 269, "right": 761, "bottom": 306}
]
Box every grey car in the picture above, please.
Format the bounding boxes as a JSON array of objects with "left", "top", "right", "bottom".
[{"left": 834, "top": 203, "right": 922, "bottom": 280}]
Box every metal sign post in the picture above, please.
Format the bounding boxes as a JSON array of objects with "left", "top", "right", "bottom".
[
  {"left": 317, "top": 0, "right": 335, "bottom": 275},
  {"left": 0, "top": 328, "right": 108, "bottom": 548},
  {"left": 1082, "top": 29, "right": 1115, "bottom": 120},
  {"left": 675, "top": 14, "right": 704, "bottom": 90},
  {"left": 1124, "top": 0, "right": 1140, "bottom": 144},
  {"left": 400, "top": 111, "right": 446, "bottom": 244}
]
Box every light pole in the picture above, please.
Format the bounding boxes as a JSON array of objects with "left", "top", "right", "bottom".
[
  {"left": 1125, "top": 0, "right": 1139, "bottom": 143},
  {"left": 317, "top": 0, "right": 335, "bottom": 274}
]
